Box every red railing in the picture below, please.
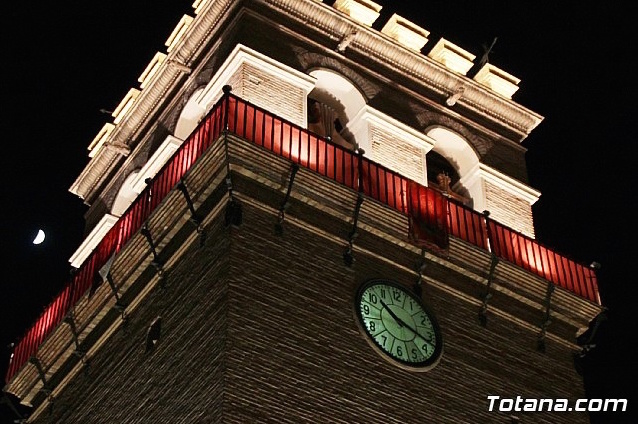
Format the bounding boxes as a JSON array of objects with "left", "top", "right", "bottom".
[
  {"left": 5, "top": 93, "right": 600, "bottom": 384},
  {"left": 487, "top": 221, "right": 599, "bottom": 303},
  {"left": 5, "top": 96, "right": 225, "bottom": 384},
  {"left": 223, "top": 97, "right": 600, "bottom": 301}
]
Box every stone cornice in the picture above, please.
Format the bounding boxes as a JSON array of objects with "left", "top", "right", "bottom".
[
  {"left": 70, "top": 0, "right": 543, "bottom": 204},
  {"left": 460, "top": 162, "right": 542, "bottom": 206},
  {"left": 69, "top": 0, "right": 240, "bottom": 203},
  {"left": 263, "top": 0, "right": 543, "bottom": 137}
]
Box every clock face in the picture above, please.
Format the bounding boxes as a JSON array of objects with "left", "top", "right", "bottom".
[{"left": 355, "top": 279, "right": 443, "bottom": 370}]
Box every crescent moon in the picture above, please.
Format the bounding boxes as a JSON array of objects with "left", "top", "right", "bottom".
[{"left": 33, "top": 229, "right": 46, "bottom": 245}]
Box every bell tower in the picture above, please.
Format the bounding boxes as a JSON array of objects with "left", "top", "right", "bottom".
[{"left": 4, "top": 1, "right": 603, "bottom": 423}]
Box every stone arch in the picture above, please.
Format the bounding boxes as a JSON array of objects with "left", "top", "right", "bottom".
[
  {"left": 294, "top": 48, "right": 380, "bottom": 100},
  {"left": 426, "top": 126, "right": 481, "bottom": 207},
  {"left": 426, "top": 126, "right": 480, "bottom": 176},
  {"left": 309, "top": 69, "right": 366, "bottom": 124},
  {"left": 307, "top": 69, "right": 367, "bottom": 149},
  {"left": 413, "top": 105, "right": 493, "bottom": 156}
]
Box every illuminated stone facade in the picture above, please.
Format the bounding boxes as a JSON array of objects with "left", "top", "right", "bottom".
[{"left": 5, "top": 1, "right": 601, "bottom": 423}]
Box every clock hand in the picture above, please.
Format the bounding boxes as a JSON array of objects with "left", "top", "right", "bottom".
[
  {"left": 380, "top": 300, "right": 433, "bottom": 343},
  {"left": 380, "top": 299, "right": 403, "bottom": 328}
]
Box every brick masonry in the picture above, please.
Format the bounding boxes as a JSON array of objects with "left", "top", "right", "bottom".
[
  {"left": 35, "top": 193, "right": 587, "bottom": 423},
  {"left": 485, "top": 180, "right": 536, "bottom": 238},
  {"left": 370, "top": 124, "right": 427, "bottom": 184},
  {"left": 22, "top": 3, "right": 592, "bottom": 422},
  {"left": 232, "top": 63, "right": 307, "bottom": 128},
  {"left": 33, "top": 214, "right": 230, "bottom": 423}
]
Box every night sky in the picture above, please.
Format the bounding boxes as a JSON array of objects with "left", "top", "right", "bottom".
[{"left": 2, "top": 1, "right": 634, "bottom": 422}]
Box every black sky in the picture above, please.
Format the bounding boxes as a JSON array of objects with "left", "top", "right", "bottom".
[{"left": 1, "top": 1, "right": 635, "bottom": 422}]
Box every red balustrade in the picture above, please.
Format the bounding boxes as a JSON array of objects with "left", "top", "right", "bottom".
[
  {"left": 5, "top": 93, "right": 600, "bottom": 385},
  {"left": 487, "top": 221, "right": 599, "bottom": 303},
  {"left": 5, "top": 97, "right": 225, "bottom": 384}
]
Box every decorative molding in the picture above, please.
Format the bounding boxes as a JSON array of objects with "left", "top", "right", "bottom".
[
  {"left": 332, "top": 0, "right": 382, "bottom": 27},
  {"left": 461, "top": 163, "right": 541, "bottom": 206},
  {"left": 111, "top": 88, "right": 140, "bottom": 125},
  {"left": 165, "top": 15, "right": 194, "bottom": 53},
  {"left": 138, "top": 52, "right": 167, "bottom": 89},
  {"left": 349, "top": 105, "right": 435, "bottom": 153},
  {"left": 266, "top": 0, "right": 543, "bottom": 136},
  {"left": 70, "top": 0, "right": 543, "bottom": 204},
  {"left": 196, "top": 44, "right": 316, "bottom": 123},
  {"left": 88, "top": 123, "right": 115, "bottom": 158},
  {"left": 294, "top": 48, "right": 381, "bottom": 101},
  {"left": 474, "top": 63, "right": 520, "bottom": 99},
  {"left": 192, "top": 0, "right": 209, "bottom": 15},
  {"left": 70, "top": 0, "right": 238, "bottom": 202},
  {"left": 414, "top": 106, "right": 492, "bottom": 156},
  {"left": 427, "top": 38, "right": 476, "bottom": 75},
  {"left": 381, "top": 14, "right": 429, "bottom": 52}
]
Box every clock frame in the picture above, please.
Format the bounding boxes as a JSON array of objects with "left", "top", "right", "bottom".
[{"left": 354, "top": 279, "right": 443, "bottom": 371}]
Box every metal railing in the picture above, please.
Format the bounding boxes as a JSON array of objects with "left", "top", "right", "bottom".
[{"left": 5, "top": 92, "right": 600, "bottom": 384}]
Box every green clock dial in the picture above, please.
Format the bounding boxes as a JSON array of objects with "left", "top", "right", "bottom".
[{"left": 355, "top": 279, "right": 443, "bottom": 370}]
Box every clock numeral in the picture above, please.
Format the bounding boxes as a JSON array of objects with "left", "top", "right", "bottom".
[
  {"left": 358, "top": 281, "right": 441, "bottom": 366},
  {"left": 421, "top": 343, "right": 432, "bottom": 356}
]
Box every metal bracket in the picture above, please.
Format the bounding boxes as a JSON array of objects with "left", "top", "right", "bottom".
[
  {"left": 140, "top": 225, "right": 164, "bottom": 277},
  {"left": 537, "top": 281, "right": 555, "bottom": 352},
  {"left": 343, "top": 192, "right": 364, "bottom": 267},
  {"left": 104, "top": 272, "right": 127, "bottom": 316},
  {"left": 177, "top": 179, "right": 206, "bottom": 246},
  {"left": 221, "top": 85, "right": 242, "bottom": 229},
  {"left": 29, "top": 357, "right": 50, "bottom": 395},
  {"left": 478, "top": 254, "right": 499, "bottom": 327},
  {"left": 47, "top": 394, "right": 55, "bottom": 417},
  {"left": 64, "top": 316, "right": 86, "bottom": 357},
  {"left": 413, "top": 248, "right": 428, "bottom": 297},
  {"left": 223, "top": 173, "right": 242, "bottom": 228},
  {"left": 1, "top": 391, "right": 26, "bottom": 422},
  {"left": 275, "top": 163, "right": 299, "bottom": 235},
  {"left": 177, "top": 180, "right": 201, "bottom": 227}
]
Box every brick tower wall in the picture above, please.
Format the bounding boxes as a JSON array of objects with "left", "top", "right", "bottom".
[
  {"left": 223, "top": 199, "right": 587, "bottom": 423},
  {"left": 31, "top": 172, "right": 586, "bottom": 424}
]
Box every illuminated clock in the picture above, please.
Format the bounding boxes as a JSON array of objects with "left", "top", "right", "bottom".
[{"left": 355, "top": 279, "right": 443, "bottom": 370}]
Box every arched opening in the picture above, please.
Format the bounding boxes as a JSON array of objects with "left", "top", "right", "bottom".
[
  {"left": 426, "top": 150, "right": 460, "bottom": 188},
  {"left": 111, "top": 171, "right": 140, "bottom": 217},
  {"left": 425, "top": 126, "right": 479, "bottom": 207},
  {"left": 174, "top": 87, "right": 206, "bottom": 140},
  {"left": 307, "top": 69, "right": 366, "bottom": 150}
]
